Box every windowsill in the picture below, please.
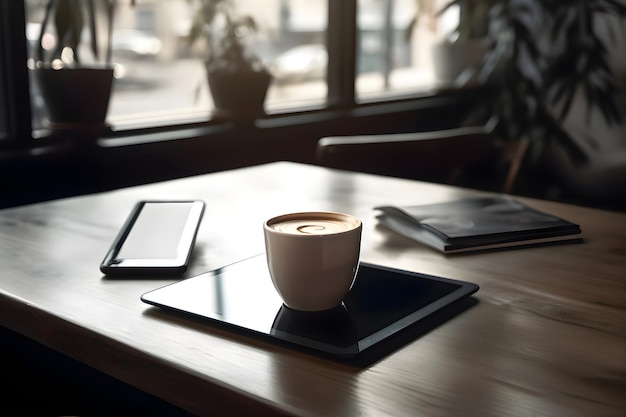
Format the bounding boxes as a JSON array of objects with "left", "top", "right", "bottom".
[
  {"left": 102, "top": 89, "right": 476, "bottom": 147},
  {"left": 14, "top": 87, "right": 483, "bottom": 159}
]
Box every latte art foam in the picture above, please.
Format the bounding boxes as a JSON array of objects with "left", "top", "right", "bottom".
[{"left": 270, "top": 219, "right": 356, "bottom": 235}]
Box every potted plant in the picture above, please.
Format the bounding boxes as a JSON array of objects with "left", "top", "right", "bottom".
[
  {"left": 477, "top": 1, "right": 625, "bottom": 163},
  {"left": 186, "top": 0, "right": 272, "bottom": 121},
  {"left": 416, "top": 0, "right": 626, "bottom": 196},
  {"left": 32, "top": 0, "right": 128, "bottom": 133}
]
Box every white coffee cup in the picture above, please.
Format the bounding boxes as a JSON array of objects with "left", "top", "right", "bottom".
[{"left": 263, "top": 211, "right": 362, "bottom": 311}]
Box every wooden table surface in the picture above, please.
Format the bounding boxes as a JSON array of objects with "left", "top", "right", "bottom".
[{"left": 1, "top": 162, "right": 624, "bottom": 417}]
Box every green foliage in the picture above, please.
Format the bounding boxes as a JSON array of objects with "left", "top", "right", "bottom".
[
  {"left": 186, "top": 0, "right": 264, "bottom": 73},
  {"left": 37, "top": 0, "right": 131, "bottom": 66},
  {"left": 439, "top": 0, "right": 626, "bottom": 164}
]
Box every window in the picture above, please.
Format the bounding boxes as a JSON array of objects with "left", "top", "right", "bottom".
[
  {"left": 1, "top": 1, "right": 31, "bottom": 144},
  {"left": 1, "top": 0, "right": 474, "bottom": 208},
  {"left": 18, "top": 0, "right": 450, "bottom": 136},
  {"left": 356, "top": 0, "right": 459, "bottom": 101},
  {"left": 24, "top": 0, "right": 330, "bottom": 131}
]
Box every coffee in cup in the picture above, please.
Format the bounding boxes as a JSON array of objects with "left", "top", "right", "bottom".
[{"left": 263, "top": 211, "right": 362, "bottom": 311}]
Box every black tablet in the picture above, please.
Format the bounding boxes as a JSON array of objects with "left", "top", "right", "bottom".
[{"left": 141, "top": 254, "right": 479, "bottom": 357}]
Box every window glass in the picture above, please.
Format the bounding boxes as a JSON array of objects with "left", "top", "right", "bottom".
[
  {"left": 356, "top": 0, "right": 459, "bottom": 101},
  {"left": 24, "top": 0, "right": 327, "bottom": 130},
  {"left": 265, "top": 0, "right": 328, "bottom": 111}
]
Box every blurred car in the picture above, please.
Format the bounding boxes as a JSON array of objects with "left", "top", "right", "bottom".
[
  {"left": 112, "top": 29, "right": 162, "bottom": 60},
  {"left": 270, "top": 44, "right": 327, "bottom": 84}
]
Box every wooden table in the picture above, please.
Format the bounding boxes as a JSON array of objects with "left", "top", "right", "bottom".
[{"left": 1, "top": 162, "right": 624, "bottom": 417}]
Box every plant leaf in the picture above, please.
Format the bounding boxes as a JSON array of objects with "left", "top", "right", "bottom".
[
  {"left": 87, "top": 0, "right": 98, "bottom": 60},
  {"left": 54, "top": 0, "right": 84, "bottom": 63}
]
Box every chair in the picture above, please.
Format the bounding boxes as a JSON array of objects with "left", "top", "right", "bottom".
[{"left": 316, "top": 118, "right": 526, "bottom": 193}]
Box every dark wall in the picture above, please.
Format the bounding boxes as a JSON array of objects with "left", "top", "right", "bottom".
[{"left": 3, "top": 94, "right": 473, "bottom": 208}]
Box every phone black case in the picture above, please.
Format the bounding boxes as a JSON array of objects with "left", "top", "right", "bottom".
[{"left": 100, "top": 200, "right": 205, "bottom": 276}]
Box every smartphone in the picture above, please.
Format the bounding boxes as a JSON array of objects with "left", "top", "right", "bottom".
[{"left": 100, "top": 200, "right": 205, "bottom": 276}]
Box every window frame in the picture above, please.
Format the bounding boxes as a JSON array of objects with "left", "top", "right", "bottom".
[
  {"left": 1, "top": 1, "right": 32, "bottom": 145},
  {"left": 327, "top": 0, "right": 356, "bottom": 109},
  {"left": 0, "top": 1, "right": 472, "bottom": 155}
]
